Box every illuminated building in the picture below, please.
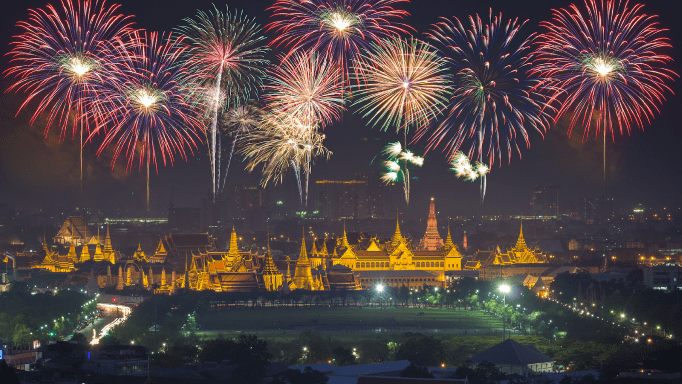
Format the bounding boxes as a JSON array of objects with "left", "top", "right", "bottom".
[
  {"left": 464, "top": 221, "right": 547, "bottom": 270},
  {"left": 53, "top": 216, "right": 96, "bottom": 246},
  {"left": 529, "top": 185, "right": 560, "bottom": 217},
  {"left": 417, "top": 198, "right": 444, "bottom": 251},
  {"left": 316, "top": 180, "right": 367, "bottom": 219},
  {"left": 530, "top": 276, "right": 549, "bottom": 298},
  {"left": 292, "top": 233, "right": 323, "bottom": 290}
]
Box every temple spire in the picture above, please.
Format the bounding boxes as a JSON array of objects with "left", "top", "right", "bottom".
[
  {"left": 516, "top": 220, "right": 527, "bottom": 250},
  {"left": 391, "top": 213, "right": 403, "bottom": 247},
  {"left": 444, "top": 222, "right": 454, "bottom": 249},
  {"left": 342, "top": 222, "right": 350, "bottom": 248},
  {"left": 299, "top": 228, "right": 309, "bottom": 263},
  {"left": 229, "top": 226, "right": 239, "bottom": 258},
  {"left": 418, "top": 197, "right": 444, "bottom": 250}
]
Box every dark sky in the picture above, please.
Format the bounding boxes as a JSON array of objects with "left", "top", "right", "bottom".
[{"left": 0, "top": 0, "right": 681, "bottom": 217}]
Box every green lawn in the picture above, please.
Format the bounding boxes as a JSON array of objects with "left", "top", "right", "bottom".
[{"left": 197, "top": 306, "right": 502, "bottom": 333}]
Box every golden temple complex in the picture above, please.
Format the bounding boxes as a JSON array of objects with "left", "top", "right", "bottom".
[
  {"left": 22, "top": 200, "right": 551, "bottom": 294},
  {"left": 464, "top": 221, "right": 548, "bottom": 271}
]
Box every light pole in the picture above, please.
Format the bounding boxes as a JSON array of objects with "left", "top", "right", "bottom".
[{"left": 499, "top": 284, "right": 510, "bottom": 341}]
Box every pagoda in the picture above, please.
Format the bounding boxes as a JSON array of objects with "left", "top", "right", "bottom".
[
  {"left": 293, "top": 231, "right": 315, "bottom": 290},
  {"left": 261, "top": 239, "right": 283, "bottom": 291},
  {"left": 417, "top": 198, "right": 444, "bottom": 251}
]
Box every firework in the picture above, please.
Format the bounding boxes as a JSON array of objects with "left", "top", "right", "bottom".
[
  {"left": 219, "top": 104, "right": 264, "bottom": 191},
  {"left": 239, "top": 112, "right": 331, "bottom": 204},
  {"left": 450, "top": 151, "right": 489, "bottom": 182},
  {"left": 379, "top": 141, "right": 423, "bottom": 204},
  {"left": 534, "top": 0, "right": 677, "bottom": 189},
  {"left": 266, "top": 0, "right": 411, "bottom": 84},
  {"left": 416, "top": 10, "right": 552, "bottom": 203},
  {"left": 177, "top": 5, "right": 270, "bottom": 200},
  {"left": 91, "top": 31, "right": 204, "bottom": 211},
  {"left": 352, "top": 37, "right": 450, "bottom": 133},
  {"left": 5, "top": 0, "right": 134, "bottom": 189},
  {"left": 264, "top": 50, "right": 345, "bottom": 128}
]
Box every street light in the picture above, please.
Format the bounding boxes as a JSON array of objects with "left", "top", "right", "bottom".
[{"left": 499, "top": 284, "right": 510, "bottom": 341}]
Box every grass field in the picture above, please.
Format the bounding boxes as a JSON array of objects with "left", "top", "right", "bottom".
[{"left": 197, "top": 306, "right": 503, "bottom": 334}]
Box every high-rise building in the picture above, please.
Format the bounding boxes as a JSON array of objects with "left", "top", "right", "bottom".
[
  {"left": 356, "top": 173, "right": 397, "bottom": 219},
  {"left": 580, "top": 196, "right": 614, "bottom": 224},
  {"left": 529, "top": 185, "right": 560, "bottom": 217},
  {"left": 316, "top": 180, "right": 367, "bottom": 219}
]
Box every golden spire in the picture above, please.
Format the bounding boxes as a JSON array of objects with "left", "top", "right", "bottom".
[
  {"left": 103, "top": 225, "right": 115, "bottom": 263},
  {"left": 516, "top": 219, "right": 527, "bottom": 250},
  {"left": 342, "top": 222, "right": 351, "bottom": 248},
  {"left": 80, "top": 244, "right": 91, "bottom": 263},
  {"left": 67, "top": 241, "right": 77, "bottom": 262},
  {"left": 391, "top": 213, "right": 403, "bottom": 247},
  {"left": 299, "top": 228, "right": 309, "bottom": 263},
  {"left": 444, "top": 222, "right": 454, "bottom": 249},
  {"left": 262, "top": 227, "right": 279, "bottom": 274},
  {"left": 310, "top": 237, "right": 319, "bottom": 256},
  {"left": 228, "top": 226, "right": 240, "bottom": 259}
]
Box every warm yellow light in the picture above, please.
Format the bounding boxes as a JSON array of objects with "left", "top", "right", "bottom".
[
  {"left": 70, "top": 58, "right": 91, "bottom": 77},
  {"left": 592, "top": 57, "right": 614, "bottom": 77},
  {"left": 330, "top": 12, "right": 352, "bottom": 31},
  {"left": 136, "top": 89, "right": 158, "bottom": 109}
]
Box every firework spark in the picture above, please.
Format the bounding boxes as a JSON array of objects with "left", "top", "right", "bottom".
[
  {"left": 450, "top": 151, "right": 489, "bottom": 182},
  {"left": 177, "top": 5, "right": 270, "bottom": 200},
  {"left": 263, "top": 51, "right": 345, "bottom": 128},
  {"left": 534, "top": 0, "right": 676, "bottom": 140},
  {"left": 239, "top": 112, "right": 331, "bottom": 203},
  {"left": 352, "top": 37, "right": 450, "bottom": 133},
  {"left": 379, "top": 141, "right": 423, "bottom": 204},
  {"left": 5, "top": 0, "right": 134, "bottom": 188},
  {"left": 416, "top": 10, "right": 552, "bottom": 203},
  {"left": 267, "top": 0, "right": 411, "bottom": 84},
  {"left": 90, "top": 31, "right": 204, "bottom": 211},
  {"left": 219, "top": 104, "right": 264, "bottom": 191}
]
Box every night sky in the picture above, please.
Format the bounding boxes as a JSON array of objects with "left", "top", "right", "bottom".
[{"left": 0, "top": 0, "right": 680, "bottom": 217}]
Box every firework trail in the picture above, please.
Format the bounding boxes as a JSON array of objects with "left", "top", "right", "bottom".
[
  {"left": 380, "top": 142, "right": 423, "bottom": 205},
  {"left": 534, "top": 0, "right": 677, "bottom": 192},
  {"left": 415, "top": 9, "right": 552, "bottom": 203},
  {"left": 263, "top": 50, "right": 345, "bottom": 129},
  {"left": 177, "top": 5, "right": 269, "bottom": 201},
  {"left": 257, "top": 50, "right": 344, "bottom": 205},
  {"left": 219, "top": 104, "right": 264, "bottom": 191},
  {"left": 352, "top": 37, "right": 450, "bottom": 133},
  {"left": 5, "top": 0, "right": 134, "bottom": 192},
  {"left": 239, "top": 112, "right": 331, "bottom": 204},
  {"left": 267, "top": 0, "right": 411, "bottom": 85},
  {"left": 90, "top": 31, "right": 204, "bottom": 211},
  {"left": 352, "top": 37, "right": 449, "bottom": 205},
  {"left": 450, "top": 152, "right": 489, "bottom": 182}
]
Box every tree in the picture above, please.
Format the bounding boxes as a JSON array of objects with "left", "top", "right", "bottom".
[
  {"left": 70, "top": 332, "right": 88, "bottom": 345},
  {"left": 11, "top": 324, "right": 31, "bottom": 346},
  {"left": 231, "top": 334, "right": 272, "bottom": 384},
  {"left": 331, "top": 346, "right": 355, "bottom": 366},
  {"left": 199, "top": 335, "right": 236, "bottom": 362},
  {"left": 271, "top": 367, "right": 329, "bottom": 384},
  {"left": 399, "top": 363, "right": 434, "bottom": 378},
  {"left": 395, "top": 334, "right": 445, "bottom": 366}
]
